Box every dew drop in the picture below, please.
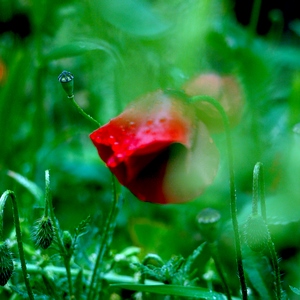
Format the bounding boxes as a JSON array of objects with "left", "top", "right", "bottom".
[
  {"left": 107, "top": 156, "right": 120, "bottom": 168},
  {"left": 113, "top": 141, "right": 121, "bottom": 151},
  {"left": 109, "top": 135, "right": 115, "bottom": 142}
]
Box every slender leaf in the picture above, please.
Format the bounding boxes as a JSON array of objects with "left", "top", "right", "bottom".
[
  {"left": 111, "top": 283, "right": 233, "bottom": 299},
  {"left": 7, "top": 170, "right": 44, "bottom": 205}
]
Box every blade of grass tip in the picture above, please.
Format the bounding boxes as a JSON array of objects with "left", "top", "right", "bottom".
[{"left": 7, "top": 170, "right": 44, "bottom": 205}]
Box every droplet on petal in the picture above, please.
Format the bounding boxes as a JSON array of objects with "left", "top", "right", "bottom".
[{"left": 129, "top": 121, "right": 136, "bottom": 129}]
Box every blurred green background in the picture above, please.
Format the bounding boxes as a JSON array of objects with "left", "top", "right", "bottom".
[{"left": 1, "top": 0, "right": 300, "bottom": 298}]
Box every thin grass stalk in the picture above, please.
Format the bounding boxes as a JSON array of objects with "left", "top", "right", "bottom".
[{"left": 191, "top": 95, "right": 248, "bottom": 299}]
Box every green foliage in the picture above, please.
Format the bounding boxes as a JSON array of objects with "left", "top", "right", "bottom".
[{"left": 1, "top": 0, "right": 300, "bottom": 298}]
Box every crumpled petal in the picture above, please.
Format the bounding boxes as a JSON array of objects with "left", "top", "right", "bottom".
[{"left": 90, "top": 89, "right": 219, "bottom": 204}]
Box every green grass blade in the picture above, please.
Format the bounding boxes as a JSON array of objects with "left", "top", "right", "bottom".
[
  {"left": 7, "top": 170, "right": 44, "bottom": 205},
  {"left": 111, "top": 283, "right": 238, "bottom": 299}
]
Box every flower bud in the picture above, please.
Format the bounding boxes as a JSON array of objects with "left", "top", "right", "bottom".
[
  {"left": 32, "top": 216, "right": 54, "bottom": 250},
  {"left": 245, "top": 214, "right": 269, "bottom": 252},
  {"left": 58, "top": 70, "right": 74, "bottom": 98},
  {"left": 197, "top": 208, "right": 221, "bottom": 243},
  {"left": 0, "top": 242, "right": 14, "bottom": 286},
  {"left": 62, "top": 231, "right": 73, "bottom": 253}
]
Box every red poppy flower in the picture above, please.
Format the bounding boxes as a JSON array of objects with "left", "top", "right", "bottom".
[
  {"left": 90, "top": 90, "right": 219, "bottom": 204},
  {"left": 183, "top": 73, "right": 244, "bottom": 132}
]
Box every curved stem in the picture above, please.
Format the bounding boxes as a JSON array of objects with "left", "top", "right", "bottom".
[
  {"left": 69, "top": 95, "right": 101, "bottom": 128},
  {"left": 0, "top": 190, "right": 35, "bottom": 300},
  {"left": 191, "top": 95, "right": 248, "bottom": 299},
  {"left": 87, "top": 174, "right": 119, "bottom": 300}
]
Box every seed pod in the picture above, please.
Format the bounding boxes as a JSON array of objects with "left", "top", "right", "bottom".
[
  {"left": 245, "top": 214, "right": 269, "bottom": 252},
  {"left": 0, "top": 242, "right": 14, "bottom": 286},
  {"left": 58, "top": 70, "right": 74, "bottom": 97},
  {"left": 32, "top": 216, "right": 54, "bottom": 250},
  {"left": 197, "top": 208, "right": 221, "bottom": 243}
]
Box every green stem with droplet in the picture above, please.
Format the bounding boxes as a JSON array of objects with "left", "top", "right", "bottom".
[
  {"left": 191, "top": 95, "right": 248, "bottom": 299},
  {"left": 68, "top": 94, "right": 101, "bottom": 128},
  {"left": 0, "top": 190, "right": 35, "bottom": 300}
]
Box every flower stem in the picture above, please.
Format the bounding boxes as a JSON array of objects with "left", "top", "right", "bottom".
[
  {"left": 252, "top": 162, "right": 283, "bottom": 299},
  {"left": 45, "top": 170, "right": 73, "bottom": 298},
  {"left": 69, "top": 95, "right": 101, "bottom": 128},
  {"left": 87, "top": 174, "right": 120, "bottom": 300},
  {"left": 248, "top": 0, "right": 262, "bottom": 42},
  {"left": 191, "top": 95, "right": 248, "bottom": 299},
  {"left": 0, "top": 190, "right": 35, "bottom": 300}
]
